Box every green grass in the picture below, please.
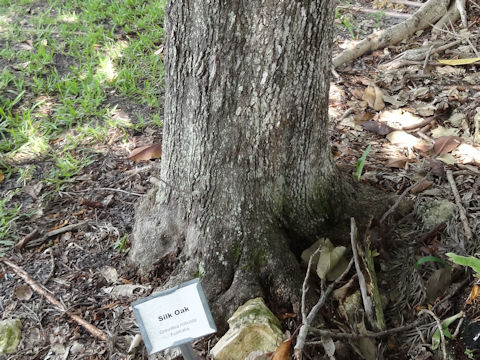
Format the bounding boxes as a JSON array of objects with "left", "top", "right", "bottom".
[
  {"left": 0, "top": 190, "right": 22, "bottom": 256},
  {"left": 0, "top": 0, "right": 166, "bottom": 253}
]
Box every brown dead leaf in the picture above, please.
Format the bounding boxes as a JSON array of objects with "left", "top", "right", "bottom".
[
  {"left": 466, "top": 284, "right": 480, "bottom": 305},
  {"left": 48, "top": 220, "right": 68, "bottom": 232},
  {"left": 128, "top": 142, "right": 162, "bottom": 162},
  {"left": 80, "top": 198, "right": 105, "bottom": 208},
  {"left": 386, "top": 157, "right": 407, "bottom": 168},
  {"left": 362, "top": 120, "right": 394, "bottom": 136},
  {"left": 279, "top": 313, "right": 296, "bottom": 320},
  {"left": 363, "top": 85, "right": 385, "bottom": 111},
  {"left": 14, "top": 284, "right": 33, "bottom": 301},
  {"left": 0, "top": 171, "right": 4, "bottom": 183},
  {"left": 100, "top": 301, "right": 120, "bottom": 310},
  {"left": 410, "top": 179, "right": 432, "bottom": 194},
  {"left": 333, "top": 275, "right": 357, "bottom": 301},
  {"left": 433, "top": 136, "right": 462, "bottom": 155},
  {"left": 354, "top": 111, "right": 376, "bottom": 124},
  {"left": 271, "top": 338, "right": 291, "bottom": 360},
  {"left": 429, "top": 159, "right": 445, "bottom": 177},
  {"left": 351, "top": 87, "right": 365, "bottom": 100}
]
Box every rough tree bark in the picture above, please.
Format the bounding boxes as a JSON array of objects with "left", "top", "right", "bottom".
[{"left": 130, "top": 0, "right": 351, "bottom": 329}]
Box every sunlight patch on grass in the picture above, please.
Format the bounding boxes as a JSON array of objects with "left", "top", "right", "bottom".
[
  {"left": 7, "top": 135, "right": 51, "bottom": 163},
  {"left": 97, "top": 56, "right": 118, "bottom": 83},
  {"left": 57, "top": 13, "right": 78, "bottom": 24}
]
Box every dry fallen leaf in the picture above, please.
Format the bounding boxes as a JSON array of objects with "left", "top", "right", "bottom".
[
  {"left": 128, "top": 142, "right": 162, "bottom": 162},
  {"left": 363, "top": 85, "right": 385, "bottom": 111},
  {"left": 386, "top": 157, "right": 407, "bottom": 168},
  {"left": 436, "top": 153, "right": 456, "bottom": 165},
  {"left": 386, "top": 130, "right": 421, "bottom": 148},
  {"left": 429, "top": 159, "right": 445, "bottom": 177},
  {"left": 279, "top": 313, "right": 296, "bottom": 320},
  {"left": 48, "top": 220, "right": 68, "bottom": 232},
  {"left": 15, "top": 284, "right": 33, "bottom": 301},
  {"left": 362, "top": 120, "right": 394, "bottom": 136},
  {"left": 0, "top": 171, "right": 4, "bottom": 183},
  {"left": 354, "top": 111, "right": 376, "bottom": 124},
  {"left": 466, "top": 284, "right": 480, "bottom": 305},
  {"left": 433, "top": 136, "right": 462, "bottom": 155},
  {"left": 271, "top": 338, "right": 291, "bottom": 360},
  {"left": 410, "top": 179, "right": 433, "bottom": 194},
  {"left": 438, "top": 57, "right": 480, "bottom": 66}
]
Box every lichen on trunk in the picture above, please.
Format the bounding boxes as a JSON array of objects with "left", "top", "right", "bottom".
[{"left": 130, "top": 0, "right": 351, "bottom": 329}]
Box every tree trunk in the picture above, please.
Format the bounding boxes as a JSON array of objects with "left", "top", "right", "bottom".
[{"left": 131, "top": 0, "right": 351, "bottom": 330}]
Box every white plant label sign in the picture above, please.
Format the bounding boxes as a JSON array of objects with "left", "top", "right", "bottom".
[{"left": 132, "top": 278, "right": 216, "bottom": 354}]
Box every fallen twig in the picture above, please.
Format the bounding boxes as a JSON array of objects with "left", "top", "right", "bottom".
[
  {"left": 337, "top": 5, "right": 411, "bottom": 19},
  {"left": 122, "top": 164, "right": 153, "bottom": 182},
  {"left": 392, "top": 0, "right": 423, "bottom": 6},
  {"left": 0, "top": 257, "right": 107, "bottom": 341},
  {"left": 418, "top": 309, "right": 447, "bottom": 360},
  {"left": 446, "top": 169, "right": 472, "bottom": 245},
  {"left": 380, "top": 175, "right": 428, "bottom": 224},
  {"left": 26, "top": 220, "right": 91, "bottom": 248},
  {"left": 293, "top": 258, "right": 354, "bottom": 359},
  {"left": 300, "top": 248, "right": 321, "bottom": 323},
  {"left": 43, "top": 249, "right": 55, "bottom": 285},
  {"left": 307, "top": 317, "right": 425, "bottom": 340},
  {"left": 350, "top": 218, "right": 375, "bottom": 327},
  {"left": 15, "top": 228, "right": 40, "bottom": 250}
]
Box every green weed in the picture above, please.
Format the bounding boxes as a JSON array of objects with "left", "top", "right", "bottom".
[
  {"left": 335, "top": 8, "right": 361, "bottom": 40},
  {"left": 114, "top": 234, "right": 129, "bottom": 253},
  {"left": 354, "top": 144, "right": 371, "bottom": 181}
]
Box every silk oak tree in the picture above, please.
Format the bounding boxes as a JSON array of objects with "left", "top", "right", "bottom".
[{"left": 130, "top": 0, "right": 352, "bottom": 328}]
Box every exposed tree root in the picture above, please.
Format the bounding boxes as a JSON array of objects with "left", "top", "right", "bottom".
[
  {"left": 433, "top": 0, "right": 463, "bottom": 33},
  {"left": 333, "top": 0, "right": 450, "bottom": 69}
]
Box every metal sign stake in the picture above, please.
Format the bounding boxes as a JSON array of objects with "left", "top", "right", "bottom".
[{"left": 179, "top": 342, "right": 197, "bottom": 360}]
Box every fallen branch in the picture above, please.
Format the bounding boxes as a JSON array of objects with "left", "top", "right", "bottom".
[
  {"left": 446, "top": 170, "right": 472, "bottom": 245},
  {"left": 337, "top": 5, "right": 411, "bottom": 19},
  {"left": 0, "top": 257, "right": 107, "bottom": 341},
  {"left": 333, "top": 0, "right": 449, "bottom": 68},
  {"left": 392, "top": 0, "right": 423, "bottom": 6},
  {"left": 350, "top": 218, "right": 375, "bottom": 328},
  {"left": 307, "top": 317, "right": 425, "bottom": 340},
  {"left": 15, "top": 228, "right": 40, "bottom": 250},
  {"left": 25, "top": 220, "right": 91, "bottom": 248},
  {"left": 293, "top": 258, "right": 354, "bottom": 359}
]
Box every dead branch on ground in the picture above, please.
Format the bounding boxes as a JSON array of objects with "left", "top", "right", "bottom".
[
  {"left": 0, "top": 257, "right": 108, "bottom": 341},
  {"left": 293, "top": 256, "right": 354, "bottom": 359},
  {"left": 333, "top": 0, "right": 450, "bottom": 69},
  {"left": 446, "top": 169, "right": 473, "bottom": 245},
  {"left": 21, "top": 220, "right": 91, "bottom": 249}
]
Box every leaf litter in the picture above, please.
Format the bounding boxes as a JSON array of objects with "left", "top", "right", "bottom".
[{"left": 329, "top": 1, "right": 480, "bottom": 358}]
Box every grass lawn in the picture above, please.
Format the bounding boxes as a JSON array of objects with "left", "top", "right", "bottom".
[{"left": 0, "top": 0, "right": 165, "bottom": 255}]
